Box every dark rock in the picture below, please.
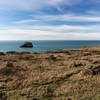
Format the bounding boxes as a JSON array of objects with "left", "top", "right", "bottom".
[
  {"left": 70, "top": 62, "right": 85, "bottom": 68},
  {"left": 20, "top": 42, "right": 33, "bottom": 48}
]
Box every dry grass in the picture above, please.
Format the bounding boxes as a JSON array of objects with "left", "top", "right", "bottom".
[{"left": 0, "top": 46, "right": 100, "bottom": 100}]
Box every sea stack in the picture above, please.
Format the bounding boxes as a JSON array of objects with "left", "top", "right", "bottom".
[{"left": 20, "top": 42, "right": 33, "bottom": 48}]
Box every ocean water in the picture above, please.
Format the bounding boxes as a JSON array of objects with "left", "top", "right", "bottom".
[{"left": 0, "top": 40, "right": 100, "bottom": 53}]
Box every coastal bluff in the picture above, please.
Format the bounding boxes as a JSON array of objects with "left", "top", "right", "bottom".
[{"left": 0, "top": 45, "right": 100, "bottom": 100}]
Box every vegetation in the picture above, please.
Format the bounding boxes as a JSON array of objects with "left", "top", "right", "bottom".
[{"left": 0, "top": 45, "right": 100, "bottom": 100}]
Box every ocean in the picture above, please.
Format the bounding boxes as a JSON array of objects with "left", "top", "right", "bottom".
[{"left": 0, "top": 40, "right": 100, "bottom": 53}]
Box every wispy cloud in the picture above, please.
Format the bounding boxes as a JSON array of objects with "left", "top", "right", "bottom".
[
  {"left": 86, "top": 10, "right": 100, "bottom": 15},
  {"left": 13, "top": 19, "right": 39, "bottom": 24},
  {"left": 1, "top": 23, "right": 100, "bottom": 40},
  {"left": 33, "top": 14, "right": 100, "bottom": 22},
  {"left": 1, "top": 28, "right": 100, "bottom": 40},
  {"left": 20, "top": 24, "right": 89, "bottom": 32}
]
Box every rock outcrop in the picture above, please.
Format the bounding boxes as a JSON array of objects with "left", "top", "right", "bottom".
[{"left": 20, "top": 42, "right": 33, "bottom": 48}]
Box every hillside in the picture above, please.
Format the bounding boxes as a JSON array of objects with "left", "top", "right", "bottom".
[{"left": 0, "top": 46, "right": 100, "bottom": 100}]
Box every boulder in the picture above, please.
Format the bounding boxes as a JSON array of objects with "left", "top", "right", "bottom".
[{"left": 20, "top": 42, "right": 33, "bottom": 48}]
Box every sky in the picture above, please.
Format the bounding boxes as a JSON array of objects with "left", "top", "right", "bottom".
[{"left": 0, "top": 0, "right": 100, "bottom": 40}]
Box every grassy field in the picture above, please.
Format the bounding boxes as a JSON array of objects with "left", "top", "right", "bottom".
[{"left": 0, "top": 45, "right": 100, "bottom": 100}]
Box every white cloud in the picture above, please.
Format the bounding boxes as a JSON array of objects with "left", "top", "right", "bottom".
[
  {"left": 86, "top": 10, "right": 100, "bottom": 15},
  {"left": 34, "top": 14, "right": 100, "bottom": 22},
  {"left": 0, "top": 24, "right": 100, "bottom": 40},
  {"left": 24, "top": 25, "right": 89, "bottom": 32},
  {"left": 12, "top": 19, "right": 100, "bottom": 32},
  {"left": 0, "top": 29, "right": 58, "bottom": 36},
  {"left": 1, "top": 19, "right": 100, "bottom": 40},
  {"left": 60, "top": 32, "right": 100, "bottom": 40},
  {"left": 13, "top": 19, "right": 39, "bottom": 24},
  {"left": 1, "top": 28, "right": 100, "bottom": 40},
  {"left": 0, "top": 28, "right": 59, "bottom": 40}
]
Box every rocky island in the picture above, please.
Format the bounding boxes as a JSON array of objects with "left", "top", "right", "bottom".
[
  {"left": 0, "top": 45, "right": 100, "bottom": 100},
  {"left": 20, "top": 42, "right": 33, "bottom": 48}
]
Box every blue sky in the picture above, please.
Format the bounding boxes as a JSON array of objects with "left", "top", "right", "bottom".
[{"left": 1, "top": 0, "right": 100, "bottom": 40}]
